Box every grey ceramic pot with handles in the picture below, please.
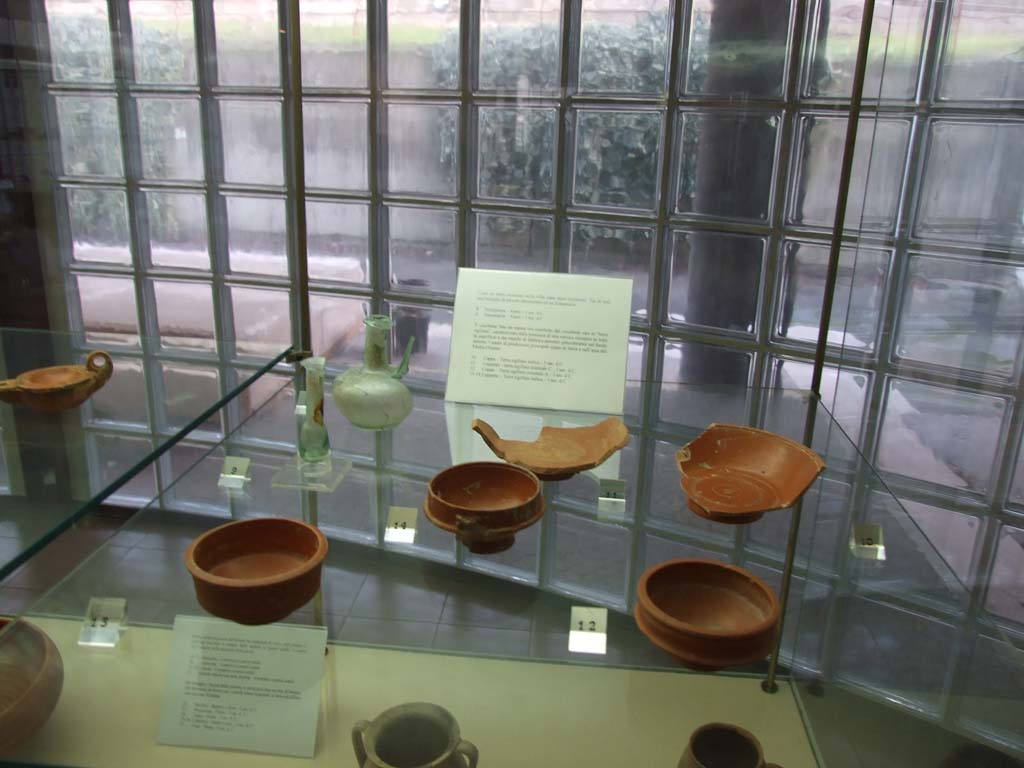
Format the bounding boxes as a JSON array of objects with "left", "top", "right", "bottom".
[
  {"left": 679, "top": 722, "right": 782, "bottom": 768},
  {"left": 352, "top": 702, "right": 479, "bottom": 768}
]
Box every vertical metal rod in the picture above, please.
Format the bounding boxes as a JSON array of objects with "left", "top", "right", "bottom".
[
  {"left": 285, "top": 0, "right": 311, "bottom": 354},
  {"left": 763, "top": 0, "right": 878, "bottom": 694}
]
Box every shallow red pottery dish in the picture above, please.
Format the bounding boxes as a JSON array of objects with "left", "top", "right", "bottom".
[
  {"left": 185, "top": 517, "right": 328, "bottom": 625},
  {"left": 676, "top": 424, "right": 825, "bottom": 524},
  {"left": 424, "top": 462, "right": 543, "bottom": 554},
  {"left": 635, "top": 558, "right": 780, "bottom": 671},
  {"left": 0, "top": 618, "right": 64, "bottom": 754}
]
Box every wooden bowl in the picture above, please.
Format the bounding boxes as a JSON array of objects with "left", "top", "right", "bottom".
[
  {"left": 472, "top": 417, "right": 630, "bottom": 481},
  {"left": 0, "top": 618, "right": 64, "bottom": 754},
  {"left": 424, "top": 462, "right": 543, "bottom": 554},
  {"left": 635, "top": 558, "right": 780, "bottom": 671},
  {"left": 676, "top": 424, "right": 825, "bottom": 524},
  {"left": 185, "top": 518, "right": 328, "bottom": 625},
  {"left": 0, "top": 350, "right": 112, "bottom": 412}
]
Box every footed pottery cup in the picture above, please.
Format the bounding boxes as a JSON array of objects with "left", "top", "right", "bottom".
[
  {"left": 680, "top": 723, "right": 781, "bottom": 768},
  {"left": 352, "top": 702, "right": 478, "bottom": 768}
]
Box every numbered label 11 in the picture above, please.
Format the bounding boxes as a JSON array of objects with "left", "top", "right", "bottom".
[
  {"left": 385, "top": 506, "right": 418, "bottom": 544},
  {"left": 568, "top": 606, "right": 608, "bottom": 655}
]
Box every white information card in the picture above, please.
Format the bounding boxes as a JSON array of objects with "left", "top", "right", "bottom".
[
  {"left": 158, "top": 616, "right": 327, "bottom": 758},
  {"left": 445, "top": 269, "right": 632, "bottom": 413}
]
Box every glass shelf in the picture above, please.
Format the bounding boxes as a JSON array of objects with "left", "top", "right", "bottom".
[
  {"left": 2, "top": 375, "right": 1021, "bottom": 767},
  {"left": 0, "top": 326, "right": 291, "bottom": 581}
]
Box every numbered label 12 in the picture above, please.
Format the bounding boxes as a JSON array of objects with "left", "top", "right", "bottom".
[{"left": 568, "top": 606, "right": 608, "bottom": 655}]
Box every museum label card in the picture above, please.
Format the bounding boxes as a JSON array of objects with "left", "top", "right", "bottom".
[
  {"left": 445, "top": 269, "right": 632, "bottom": 413},
  {"left": 158, "top": 616, "right": 327, "bottom": 758}
]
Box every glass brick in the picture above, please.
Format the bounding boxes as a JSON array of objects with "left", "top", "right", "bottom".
[
  {"left": 775, "top": 239, "right": 889, "bottom": 352},
  {"left": 659, "top": 339, "right": 752, "bottom": 427},
  {"left": 573, "top": 109, "right": 662, "bottom": 211},
  {"left": 85, "top": 355, "right": 148, "bottom": 427},
  {"left": 939, "top": 0, "right": 1024, "bottom": 102},
  {"left": 387, "top": 103, "right": 458, "bottom": 196},
  {"left": 226, "top": 195, "right": 288, "bottom": 277},
  {"left": 477, "top": 107, "right": 556, "bottom": 202},
  {"left": 213, "top": 0, "right": 279, "bottom": 86},
  {"left": 675, "top": 110, "right": 779, "bottom": 222},
  {"left": 130, "top": 0, "right": 198, "bottom": 84},
  {"left": 230, "top": 286, "right": 292, "bottom": 357},
  {"left": 137, "top": 97, "right": 204, "bottom": 181},
  {"left": 76, "top": 274, "right": 139, "bottom": 346},
  {"left": 308, "top": 293, "right": 368, "bottom": 367},
  {"left": 387, "top": 0, "right": 460, "bottom": 89},
  {"left": 303, "top": 100, "right": 369, "bottom": 191},
  {"left": 388, "top": 206, "right": 457, "bottom": 295},
  {"left": 551, "top": 510, "right": 630, "bottom": 605},
  {"left": 146, "top": 191, "right": 210, "bottom": 270},
  {"left": 220, "top": 100, "right": 284, "bottom": 186},
  {"left": 385, "top": 301, "right": 453, "bottom": 383},
  {"left": 159, "top": 362, "right": 222, "bottom": 436},
  {"left": 46, "top": 0, "right": 113, "bottom": 82},
  {"left": 67, "top": 187, "right": 130, "bottom": 265},
  {"left": 301, "top": 0, "right": 367, "bottom": 88},
  {"left": 568, "top": 221, "right": 652, "bottom": 318},
  {"left": 56, "top": 96, "right": 123, "bottom": 177},
  {"left": 474, "top": 212, "right": 553, "bottom": 272},
  {"left": 668, "top": 229, "right": 764, "bottom": 334},
  {"left": 986, "top": 524, "right": 1024, "bottom": 623},
  {"left": 152, "top": 279, "right": 216, "bottom": 352},
  {"left": 896, "top": 254, "right": 1024, "bottom": 379},
  {"left": 307, "top": 200, "right": 369, "bottom": 284},
  {"left": 580, "top": 0, "right": 669, "bottom": 94},
  {"left": 479, "top": 0, "right": 559, "bottom": 92}
]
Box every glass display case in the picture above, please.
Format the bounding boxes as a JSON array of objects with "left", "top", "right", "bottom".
[
  {"left": 2, "top": 368, "right": 1019, "bottom": 767},
  {"left": 0, "top": 326, "right": 291, "bottom": 582}
]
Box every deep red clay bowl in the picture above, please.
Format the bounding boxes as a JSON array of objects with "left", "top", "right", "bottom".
[
  {"left": 185, "top": 517, "right": 328, "bottom": 625},
  {"left": 635, "top": 558, "right": 780, "bottom": 671}
]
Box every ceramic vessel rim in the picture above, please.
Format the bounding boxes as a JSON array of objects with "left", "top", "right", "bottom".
[
  {"left": 364, "top": 702, "right": 460, "bottom": 767},
  {"left": 636, "top": 558, "right": 780, "bottom": 639},
  {"left": 0, "top": 618, "right": 57, "bottom": 720},
  {"left": 422, "top": 495, "right": 546, "bottom": 535},
  {"left": 427, "top": 462, "right": 541, "bottom": 513},
  {"left": 688, "top": 721, "right": 764, "bottom": 763},
  {"left": 184, "top": 517, "right": 328, "bottom": 588}
]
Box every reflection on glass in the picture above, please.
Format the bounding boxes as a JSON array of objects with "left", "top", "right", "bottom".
[
  {"left": 307, "top": 200, "right": 369, "bottom": 283},
  {"left": 803, "top": 0, "right": 927, "bottom": 100},
  {"left": 68, "top": 187, "right": 131, "bottom": 265},
  {"left": 387, "top": 103, "right": 458, "bottom": 196},
  {"left": 160, "top": 362, "right": 222, "bottom": 436},
  {"left": 579, "top": 0, "right": 669, "bottom": 94},
  {"left": 309, "top": 293, "right": 367, "bottom": 367},
  {"left": 685, "top": 0, "right": 792, "bottom": 97},
  {"left": 474, "top": 213, "right": 552, "bottom": 272},
  {"left": 877, "top": 378, "right": 1006, "bottom": 493},
  {"left": 789, "top": 115, "right": 909, "bottom": 233},
  {"left": 479, "top": 0, "right": 559, "bottom": 92},
  {"left": 226, "top": 195, "right": 288, "bottom": 277},
  {"left": 776, "top": 240, "right": 887, "bottom": 351},
  {"left": 659, "top": 340, "right": 752, "bottom": 427},
  {"left": 56, "top": 96, "right": 123, "bottom": 177},
  {"left": 76, "top": 274, "right": 140, "bottom": 346},
  {"left": 230, "top": 285, "right": 292, "bottom": 357},
  {"left": 477, "top": 108, "right": 556, "bottom": 202},
  {"left": 896, "top": 254, "right": 1024, "bottom": 379},
  {"left": 552, "top": 510, "right": 629, "bottom": 605},
  {"left": 668, "top": 230, "right": 764, "bottom": 333},
  {"left": 219, "top": 100, "right": 284, "bottom": 186},
  {"left": 137, "top": 98, "right": 204, "bottom": 180},
  {"left": 46, "top": 0, "right": 113, "bottom": 82},
  {"left": 573, "top": 110, "right": 662, "bottom": 210},
  {"left": 213, "top": 0, "right": 280, "bottom": 86},
  {"left": 152, "top": 279, "right": 216, "bottom": 351},
  {"left": 303, "top": 100, "right": 369, "bottom": 190},
  {"left": 147, "top": 191, "right": 210, "bottom": 270},
  {"left": 385, "top": 301, "right": 453, "bottom": 383},
  {"left": 569, "top": 222, "right": 652, "bottom": 317},
  {"left": 915, "top": 121, "right": 1024, "bottom": 247},
  {"left": 387, "top": 0, "right": 460, "bottom": 89},
  {"left": 676, "top": 110, "right": 779, "bottom": 222},
  {"left": 301, "top": 0, "right": 367, "bottom": 88},
  {"left": 130, "top": 0, "right": 198, "bottom": 84},
  {"left": 939, "top": 0, "right": 1024, "bottom": 102},
  {"left": 388, "top": 206, "right": 457, "bottom": 294}
]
